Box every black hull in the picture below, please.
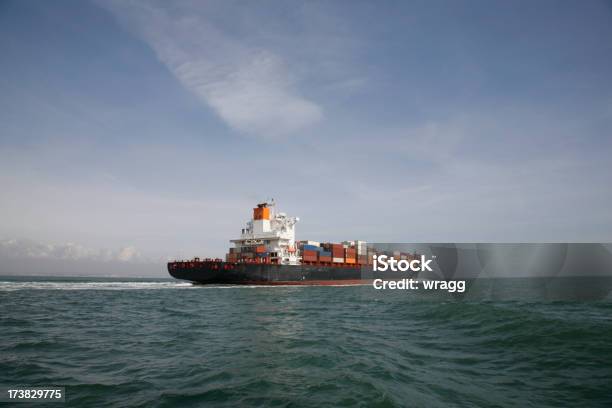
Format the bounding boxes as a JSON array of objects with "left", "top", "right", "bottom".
[
  {"left": 169, "top": 262, "right": 362, "bottom": 285},
  {"left": 168, "top": 262, "right": 411, "bottom": 285}
]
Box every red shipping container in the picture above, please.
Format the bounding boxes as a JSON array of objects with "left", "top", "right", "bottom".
[
  {"left": 319, "top": 256, "right": 332, "bottom": 262},
  {"left": 302, "top": 250, "right": 318, "bottom": 262}
]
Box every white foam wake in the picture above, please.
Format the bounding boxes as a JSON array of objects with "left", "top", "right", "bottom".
[{"left": 0, "top": 281, "right": 195, "bottom": 291}]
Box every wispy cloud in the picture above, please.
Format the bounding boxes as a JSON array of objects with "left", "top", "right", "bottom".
[{"left": 102, "top": 1, "right": 322, "bottom": 139}]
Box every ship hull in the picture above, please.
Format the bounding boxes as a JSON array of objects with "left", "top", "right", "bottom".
[{"left": 168, "top": 261, "right": 411, "bottom": 285}]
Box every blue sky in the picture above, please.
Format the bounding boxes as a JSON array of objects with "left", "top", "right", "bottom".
[{"left": 1, "top": 0, "right": 612, "bottom": 266}]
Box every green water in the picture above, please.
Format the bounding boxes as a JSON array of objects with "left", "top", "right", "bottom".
[{"left": 1, "top": 277, "right": 611, "bottom": 407}]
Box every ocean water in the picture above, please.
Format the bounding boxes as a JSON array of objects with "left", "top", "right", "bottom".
[{"left": 1, "top": 276, "right": 612, "bottom": 407}]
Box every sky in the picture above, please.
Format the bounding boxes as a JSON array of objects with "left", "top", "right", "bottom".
[{"left": 1, "top": 0, "right": 612, "bottom": 275}]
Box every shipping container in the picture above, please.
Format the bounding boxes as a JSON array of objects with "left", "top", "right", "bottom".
[
  {"left": 319, "top": 256, "right": 332, "bottom": 262},
  {"left": 345, "top": 258, "right": 356, "bottom": 264},
  {"left": 255, "top": 245, "right": 266, "bottom": 253},
  {"left": 319, "top": 251, "right": 332, "bottom": 257},
  {"left": 302, "top": 255, "right": 318, "bottom": 262},
  {"left": 305, "top": 241, "right": 320, "bottom": 247},
  {"left": 303, "top": 245, "right": 322, "bottom": 252},
  {"left": 332, "top": 257, "right": 344, "bottom": 263}
]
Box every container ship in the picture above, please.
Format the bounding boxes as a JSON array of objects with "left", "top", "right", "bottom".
[{"left": 168, "top": 200, "right": 414, "bottom": 285}]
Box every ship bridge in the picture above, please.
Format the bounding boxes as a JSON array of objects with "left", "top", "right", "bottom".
[{"left": 229, "top": 200, "right": 299, "bottom": 265}]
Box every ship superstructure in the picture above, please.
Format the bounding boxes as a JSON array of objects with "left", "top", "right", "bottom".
[{"left": 228, "top": 200, "right": 300, "bottom": 265}]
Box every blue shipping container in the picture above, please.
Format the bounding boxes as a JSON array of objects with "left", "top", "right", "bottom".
[
  {"left": 319, "top": 251, "right": 332, "bottom": 257},
  {"left": 303, "top": 245, "right": 322, "bottom": 252}
]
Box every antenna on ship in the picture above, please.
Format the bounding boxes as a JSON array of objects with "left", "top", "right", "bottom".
[{"left": 269, "top": 198, "right": 275, "bottom": 216}]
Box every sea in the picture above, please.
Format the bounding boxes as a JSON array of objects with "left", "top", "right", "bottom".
[{"left": 1, "top": 275, "right": 611, "bottom": 407}]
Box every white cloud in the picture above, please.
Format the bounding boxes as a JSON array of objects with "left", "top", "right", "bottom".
[
  {"left": 102, "top": 1, "right": 322, "bottom": 139},
  {"left": 116, "top": 246, "right": 140, "bottom": 262},
  {"left": 0, "top": 238, "right": 146, "bottom": 263}
]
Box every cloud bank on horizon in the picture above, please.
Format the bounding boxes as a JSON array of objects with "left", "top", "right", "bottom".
[
  {"left": 0, "top": 238, "right": 144, "bottom": 262},
  {"left": 1, "top": 0, "right": 612, "bottom": 273}
]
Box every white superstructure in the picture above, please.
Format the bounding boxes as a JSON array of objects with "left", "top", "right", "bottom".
[{"left": 230, "top": 200, "right": 300, "bottom": 265}]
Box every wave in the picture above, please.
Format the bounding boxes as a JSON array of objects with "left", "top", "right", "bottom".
[
  {"left": 0, "top": 281, "right": 195, "bottom": 291},
  {"left": 0, "top": 281, "right": 317, "bottom": 291}
]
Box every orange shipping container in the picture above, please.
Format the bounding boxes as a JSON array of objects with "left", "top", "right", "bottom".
[{"left": 256, "top": 245, "right": 266, "bottom": 253}]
